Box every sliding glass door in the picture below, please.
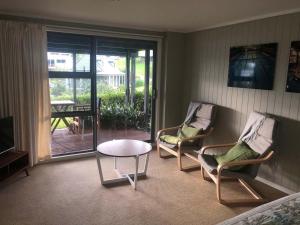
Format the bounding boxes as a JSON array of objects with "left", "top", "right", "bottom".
[
  {"left": 96, "top": 37, "right": 156, "bottom": 145},
  {"left": 47, "top": 32, "right": 157, "bottom": 156}
]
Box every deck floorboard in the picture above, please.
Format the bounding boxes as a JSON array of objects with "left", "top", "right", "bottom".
[{"left": 51, "top": 128, "right": 150, "bottom": 156}]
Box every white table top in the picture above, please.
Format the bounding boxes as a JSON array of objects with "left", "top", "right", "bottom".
[
  {"left": 51, "top": 100, "right": 75, "bottom": 105},
  {"left": 97, "top": 139, "right": 152, "bottom": 157}
]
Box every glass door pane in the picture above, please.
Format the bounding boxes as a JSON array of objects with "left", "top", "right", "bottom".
[
  {"left": 49, "top": 78, "right": 93, "bottom": 155},
  {"left": 96, "top": 48, "right": 153, "bottom": 144},
  {"left": 47, "top": 32, "right": 94, "bottom": 156}
]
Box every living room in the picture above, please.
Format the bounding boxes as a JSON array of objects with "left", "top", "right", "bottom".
[{"left": 0, "top": 1, "right": 299, "bottom": 225}]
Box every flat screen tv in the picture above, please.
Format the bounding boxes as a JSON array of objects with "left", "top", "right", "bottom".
[
  {"left": 228, "top": 43, "right": 278, "bottom": 90},
  {"left": 0, "top": 116, "right": 15, "bottom": 154}
]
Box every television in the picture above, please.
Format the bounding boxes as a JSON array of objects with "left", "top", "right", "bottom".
[
  {"left": 0, "top": 116, "right": 15, "bottom": 155},
  {"left": 228, "top": 43, "right": 278, "bottom": 90}
]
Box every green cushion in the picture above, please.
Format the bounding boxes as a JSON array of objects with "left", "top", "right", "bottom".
[
  {"left": 160, "top": 135, "right": 180, "bottom": 145},
  {"left": 214, "top": 142, "right": 259, "bottom": 171},
  {"left": 178, "top": 124, "right": 200, "bottom": 138},
  {"left": 160, "top": 124, "right": 200, "bottom": 145}
]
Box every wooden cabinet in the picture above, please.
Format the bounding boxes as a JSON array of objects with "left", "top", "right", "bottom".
[{"left": 0, "top": 151, "right": 29, "bottom": 182}]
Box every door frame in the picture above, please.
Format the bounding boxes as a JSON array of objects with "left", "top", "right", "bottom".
[{"left": 46, "top": 26, "right": 163, "bottom": 158}]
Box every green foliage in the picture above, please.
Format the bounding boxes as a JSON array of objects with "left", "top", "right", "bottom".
[
  {"left": 135, "top": 79, "right": 144, "bottom": 87},
  {"left": 99, "top": 90, "right": 152, "bottom": 130},
  {"left": 50, "top": 79, "right": 67, "bottom": 96},
  {"left": 64, "top": 89, "right": 152, "bottom": 130},
  {"left": 100, "top": 104, "right": 147, "bottom": 129},
  {"left": 50, "top": 77, "right": 152, "bottom": 130},
  {"left": 100, "top": 91, "right": 126, "bottom": 106},
  {"left": 52, "top": 94, "right": 73, "bottom": 101}
]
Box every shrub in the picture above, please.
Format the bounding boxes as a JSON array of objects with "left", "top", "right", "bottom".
[
  {"left": 100, "top": 103, "right": 148, "bottom": 130},
  {"left": 57, "top": 89, "right": 152, "bottom": 130},
  {"left": 136, "top": 79, "right": 144, "bottom": 87}
]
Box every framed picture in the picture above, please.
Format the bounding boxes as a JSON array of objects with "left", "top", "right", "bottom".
[
  {"left": 228, "top": 43, "right": 277, "bottom": 90},
  {"left": 286, "top": 41, "right": 300, "bottom": 93}
]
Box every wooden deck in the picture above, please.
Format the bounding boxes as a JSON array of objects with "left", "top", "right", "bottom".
[{"left": 51, "top": 128, "right": 151, "bottom": 156}]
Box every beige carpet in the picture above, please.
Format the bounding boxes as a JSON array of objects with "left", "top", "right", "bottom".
[{"left": 0, "top": 151, "right": 285, "bottom": 225}]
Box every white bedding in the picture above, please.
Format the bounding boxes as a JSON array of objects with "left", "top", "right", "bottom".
[{"left": 217, "top": 192, "right": 300, "bottom": 225}]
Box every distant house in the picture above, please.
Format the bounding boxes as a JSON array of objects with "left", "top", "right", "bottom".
[
  {"left": 97, "top": 55, "right": 125, "bottom": 88},
  {"left": 47, "top": 52, "right": 73, "bottom": 71},
  {"left": 47, "top": 52, "right": 125, "bottom": 88}
]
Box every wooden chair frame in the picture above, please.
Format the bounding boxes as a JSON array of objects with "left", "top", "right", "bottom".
[
  {"left": 200, "top": 143, "right": 274, "bottom": 206},
  {"left": 157, "top": 125, "right": 213, "bottom": 171}
]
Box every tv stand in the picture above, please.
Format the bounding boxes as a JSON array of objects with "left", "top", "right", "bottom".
[{"left": 0, "top": 151, "right": 29, "bottom": 182}]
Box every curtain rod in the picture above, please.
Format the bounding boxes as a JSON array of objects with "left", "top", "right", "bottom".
[{"left": 46, "top": 25, "right": 164, "bottom": 42}]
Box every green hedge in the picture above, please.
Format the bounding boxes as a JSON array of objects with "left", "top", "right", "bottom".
[
  {"left": 100, "top": 104, "right": 147, "bottom": 129},
  {"left": 100, "top": 91, "right": 152, "bottom": 130},
  {"left": 75, "top": 91, "right": 150, "bottom": 107},
  {"left": 74, "top": 91, "right": 152, "bottom": 130}
]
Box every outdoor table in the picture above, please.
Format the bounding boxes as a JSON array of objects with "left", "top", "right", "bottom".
[{"left": 51, "top": 100, "right": 75, "bottom": 134}]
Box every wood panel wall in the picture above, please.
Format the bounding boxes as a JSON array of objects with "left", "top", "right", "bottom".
[
  {"left": 183, "top": 13, "right": 300, "bottom": 192},
  {"left": 163, "top": 32, "right": 185, "bottom": 128}
]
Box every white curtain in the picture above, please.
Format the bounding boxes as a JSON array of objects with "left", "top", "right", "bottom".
[{"left": 0, "top": 20, "right": 51, "bottom": 166}]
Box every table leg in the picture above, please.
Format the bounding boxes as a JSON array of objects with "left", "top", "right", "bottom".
[
  {"left": 96, "top": 153, "right": 149, "bottom": 190},
  {"left": 51, "top": 118, "right": 57, "bottom": 126},
  {"left": 51, "top": 118, "right": 61, "bottom": 134},
  {"left": 81, "top": 119, "right": 85, "bottom": 140},
  {"left": 144, "top": 153, "right": 150, "bottom": 174},
  {"left": 114, "top": 157, "right": 117, "bottom": 169},
  {"left": 96, "top": 153, "right": 104, "bottom": 184},
  {"left": 134, "top": 155, "right": 139, "bottom": 190},
  {"left": 62, "top": 117, "right": 71, "bottom": 127}
]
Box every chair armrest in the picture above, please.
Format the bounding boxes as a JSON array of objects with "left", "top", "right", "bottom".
[
  {"left": 156, "top": 126, "right": 181, "bottom": 140},
  {"left": 217, "top": 151, "right": 274, "bottom": 173},
  {"left": 200, "top": 143, "right": 236, "bottom": 154}
]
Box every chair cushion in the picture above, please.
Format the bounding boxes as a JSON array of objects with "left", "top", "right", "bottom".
[
  {"left": 160, "top": 135, "right": 179, "bottom": 145},
  {"left": 196, "top": 104, "right": 214, "bottom": 120},
  {"left": 214, "top": 142, "right": 259, "bottom": 171},
  {"left": 179, "top": 124, "right": 200, "bottom": 138},
  {"left": 239, "top": 112, "right": 276, "bottom": 155},
  {"left": 199, "top": 153, "right": 258, "bottom": 178},
  {"left": 190, "top": 104, "right": 215, "bottom": 131},
  {"left": 247, "top": 117, "right": 276, "bottom": 155},
  {"left": 160, "top": 124, "right": 200, "bottom": 145},
  {"left": 239, "top": 112, "right": 265, "bottom": 140},
  {"left": 183, "top": 101, "right": 202, "bottom": 124},
  {"left": 159, "top": 141, "right": 177, "bottom": 149},
  {"left": 198, "top": 154, "right": 218, "bottom": 175}
]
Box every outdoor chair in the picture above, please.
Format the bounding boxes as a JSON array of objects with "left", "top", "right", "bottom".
[
  {"left": 157, "top": 101, "right": 216, "bottom": 171},
  {"left": 71, "top": 98, "right": 102, "bottom": 138},
  {"left": 198, "top": 111, "right": 277, "bottom": 205}
]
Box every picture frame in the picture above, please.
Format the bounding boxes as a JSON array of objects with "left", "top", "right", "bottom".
[{"left": 286, "top": 41, "right": 300, "bottom": 93}]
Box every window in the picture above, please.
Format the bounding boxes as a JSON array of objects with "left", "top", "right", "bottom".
[{"left": 48, "top": 59, "right": 55, "bottom": 68}]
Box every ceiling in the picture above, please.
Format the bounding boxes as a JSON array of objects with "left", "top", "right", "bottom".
[{"left": 1, "top": 0, "right": 300, "bottom": 33}]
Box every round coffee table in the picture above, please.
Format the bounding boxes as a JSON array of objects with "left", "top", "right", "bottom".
[{"left": 96, "top": 139, "right": 152, "bottom": 190}]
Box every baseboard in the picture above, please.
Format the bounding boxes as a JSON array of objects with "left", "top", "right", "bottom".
[
  {"left": 39, "top": 151, "right": 96, "bottom": 164},
  {"left": 39, "top": 147, "right": 156, "bottom": 165},
  {"left": 256, "top": 176, "right": 296, "bottom": 195}
]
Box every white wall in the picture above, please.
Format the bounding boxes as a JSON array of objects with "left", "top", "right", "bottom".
[{"left": 184, "top": 13, "right": 300, "bottom": 192}]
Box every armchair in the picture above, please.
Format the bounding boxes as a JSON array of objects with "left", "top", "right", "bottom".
[
  {"left": 198, "top": 112, "right": 277, "bottom": 205},
  {"left": 157, "top": 102, "right": 216, "bottom": 171}
]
